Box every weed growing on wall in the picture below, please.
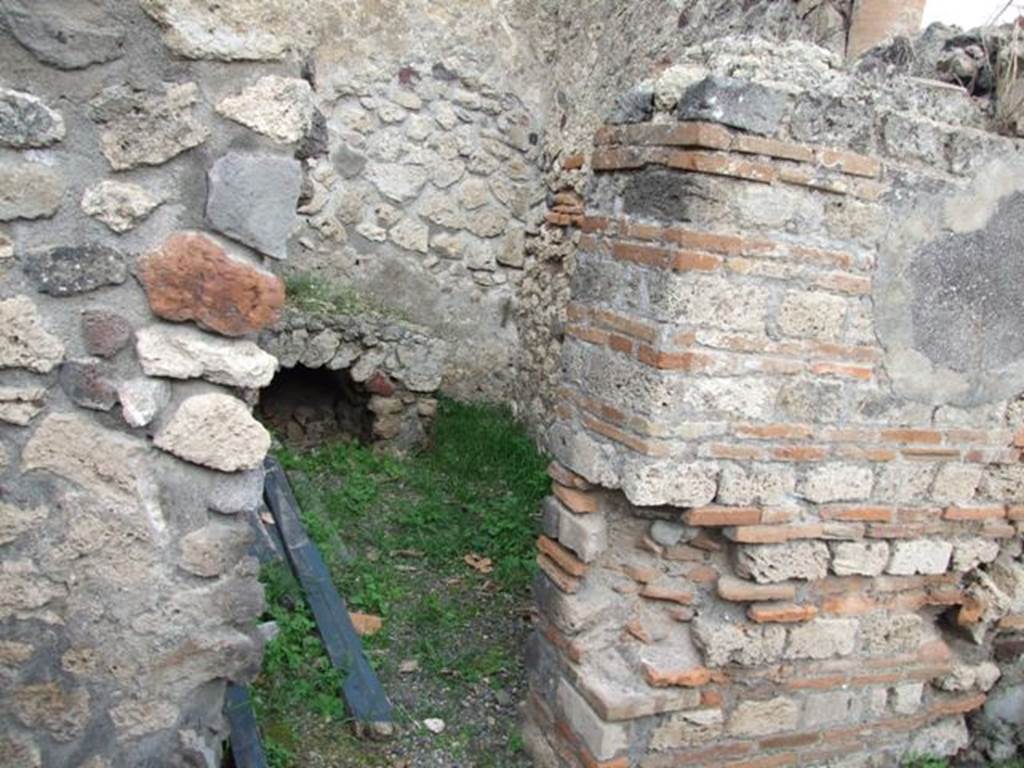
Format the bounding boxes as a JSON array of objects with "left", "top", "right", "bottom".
[{"left": 252, "top": 399, "right": 548, "bottom": 767}]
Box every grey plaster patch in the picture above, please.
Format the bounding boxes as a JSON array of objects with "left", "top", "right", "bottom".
[
  {"left": 678, "top": 76, "right": 787, "bottom": 136},
  {"left": 875, "top": 161, "right": 1024, "bottom": 405},
  {"left": 206, "top": 152, "right": 302, "bottom": 260},
  {"left": 607, "top": 87, "right": 654, "bottom": 125}
]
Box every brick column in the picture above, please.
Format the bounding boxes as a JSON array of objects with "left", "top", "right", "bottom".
[{"left": 848, "top": 0, "right": 927, "bottom": 58}]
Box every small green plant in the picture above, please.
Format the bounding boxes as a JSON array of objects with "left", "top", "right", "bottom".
[
  {"left": 252, "top": 398, "right": 547, "bottom": 766},
  {"left": 283, "top": 271, "right": 409, "bottom": 321}
]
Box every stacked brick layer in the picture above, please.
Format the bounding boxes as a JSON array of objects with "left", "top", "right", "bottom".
[{"left": 527, "top": 76, "right": 1024, "bottom": 767}]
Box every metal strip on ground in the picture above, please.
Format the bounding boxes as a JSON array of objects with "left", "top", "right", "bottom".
[
  {"left": 224, "top": 684, "right": 268, "bottom": 768},
  {"left": 263, "top": 456, "right": 395, "bottom": 738}
]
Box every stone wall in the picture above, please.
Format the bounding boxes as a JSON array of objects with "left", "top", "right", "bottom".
[{"left": 524, "top": 39, "right": 1024, "bottom": 768}]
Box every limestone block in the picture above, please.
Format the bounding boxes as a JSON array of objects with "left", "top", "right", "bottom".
[
  {"left": 558, "top": 506, "right": 608, "bottom": 563},
  {"left": 0, "top": 296, "right": 64, "bottom": 373},
  {"left": 0, "top": 560, "right": 66, "bottom": 617},
  {"left": 860, "top": 613, "right": 924, "bottom": 656},
  {"left": 0, "top": 0, "right": 124, "bottom": 69},
  {"left": 139, "top": 0, "right": 293, "bottom": 60},
  {"left": 727, "top": 697, "right": 800, "bottom": 737},
  {"left": 678, "top": 76, "right": 787, "bottom": 136},
  {"left": 118, "top": 378, "right": 172, "bottom": 428},
  {"left": 830, "top": 541, "right": 890, "bottom": 576},
  {"left": 154, "top": 393, "right": 270, "bottom": 472},
  {"left": 366, "top": 162, "right": 428, "bottom": 203},
  {"left": 81, "top": 181, "right": 161, "bottom": 233},
  {"left": 22, "top": 413, "right": 151, "bottom": 506},
  {"left": 736, "top": 541, "right": 830, "bottom": 583},
  {"left": 785, "top": 619, "right": 858, "bottom": 660},
  {"left": 0, "top": 733, "right": 40, "bottom": 768},
  {"left": 91, "top": 83, "right": 209, "bottom": 170},
  {"left": 621, "top": 459, "right": 718, "bottom": 508},
  {"left": 685, "top": 278, "right": 770, "bottom": 332},
  {"left": 11, "top": 683, "right": 90, "bottom": 742},
  {"left": 466, "top": 206, "right": 510, "bottom": 238},
  {"left": 179, "top": 524, "right": 253, "bottom": 577},
  {"left": 555, "top": 679, "right": 628, "bottom": 760},
  {"left": 216, "top": 75, "right": 313, "bottom": 143},
  {"left": 891, "top": 682, "right": 924, "bottom": 715},
  {"left": 981, "top": 464, "right": 1024, "bottom": 503},
  {"left": 649, "top": 707, "right": 722, "bottom": 750},
  {"left": 798, "top": 463, "right": 874, "bottom": 503},
  {"left": 875, "top": 462, "right": 935, "bottom": 504},
  {"left": 692, "top": 617, "right": 786, "bottom": 667},
  {"left": 887, "top": 539, "right": 953, "bottom": 575},
  {"left": 938, "top": 662, "right": 1002, "bottom": 693},
  {"left": 0, "top": 87, "right": 65, "bottom": 148},
  {"left": 109, "top": 698, "right": 178, "bottom": 740},
  {"left": 136, "top": 232, "right": 285, "bottom": 336},
  {"left": 905, "top": 717, "right": 969, "bottom": 760},
  {"left": 952, "top": 538, "right": 1001, "bottom": 572},
  {"left": 389, "top": 216, "right": 429, "bottom": 253},
  {"left": 932, "top": 463, "right": 982, "bottom": 504},
  {"left": 0, "top": 386, "right": 46, "bottom": 426},
  {"left": 206, "top": 152, "right": 302, "bottom": 259},
  {"left": 778, "top": 291, "right": 848, "bottom": 340},
  {"left": 208, "top": 468, "right": 264, "bottom": 515},
  {"left": 136, "top": 325, "right": 277, "bottom": 388},
  {"left": 0, "top": 160, "right": 64, "bottom": 221},
  {"left": 717, "top": 464, "right": 795, "bottom": 506},
  {"left": 0, "top": 502, "right": 47, "bottom": 545},
  {"left": 804, "top": 690, "right": 861, "bottom": 727}
]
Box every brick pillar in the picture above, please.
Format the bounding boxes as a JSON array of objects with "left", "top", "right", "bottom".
[{"left": 847, "top": 0, "right": 927, "bottom": 58}]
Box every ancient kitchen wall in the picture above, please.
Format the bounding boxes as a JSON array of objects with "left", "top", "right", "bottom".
[{"left": 525, "top": 37, "right": 1024, "bottom": 768}]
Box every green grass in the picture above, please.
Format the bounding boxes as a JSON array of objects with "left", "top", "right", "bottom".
[
  {"left": 251, "top": 398, "right": 548, "bottom": 766},
  {"left": 283, "top": 271, "right": 409, "bottom": 322}
]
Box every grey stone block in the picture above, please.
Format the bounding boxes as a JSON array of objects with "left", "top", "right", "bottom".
[
  {"left": 22, "top": 245, "right": 126, "bottom": 297},
  {"left": 678, "top": 75, "right": 787, "bottom": 136},
  {"left": 206, "top": 152, "right": 302, "bottom": 260},
  {"left": 0, "top": 0, "right": 125, "bottom": 70}
]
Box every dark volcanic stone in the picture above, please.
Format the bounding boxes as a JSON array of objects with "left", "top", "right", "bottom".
[
  {"left": 678, "top": 75, "right": 788, "bottom": 136},
  {"left": 607, "top": 87, "right": 654, "bottom": 125},
  {"left": 0, "top": 88, "right": 65, "bottom": 148},
  {"left": 81, "top": 310, "right": 133, "bottom": 358},
  {"left": 59, "top": 359, "right": 118, "bottom": 411},
  {"left": 22, "top": 245, "right": 127, "bottom": 296}
]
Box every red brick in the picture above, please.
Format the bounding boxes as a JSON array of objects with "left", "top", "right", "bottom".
[
  {"left": 811, "top": 362, "right": 873, "bottom": 380},
  {"left": 815, "top": 272, "right": 872, "bottom": 295},
  {"left": 732, "top": 134, "right": 815, "bottom": 163},
  {"left": 607, "top": 333, "right": 633, "bottom": 354},
  {"left": 562, "top": 154, "right": 585, "bottom": 170},
  {"left": 578, "top": 216, "right": 609, "bottom": 234},
  {"left": 611, "top": 241, "right": 673, "bottom": 269},
  {"left": 833, "top": 446, "right": 900, "bottom": 462},
  {"left": 553, "top": 483, "right": 600, "bottom": 514},
  {"left": 822, "top": 594, "right": 876, "bottom": 615},
  {"left": 537, "top": 536, "right": 588, "bottom": 578},
  {"left": 686, "top": 506, "right": 762, "bottom": 526},
  {"left": 816, "top": 148, "right": 882, "bottom": 178},
  {"left": 591, "top": 308, "right": 658, "bottom": 342},
  {"left": 642, "top": 662, "right": 712, "bottom": 688},
  {"left": 581, "top": 415, "right": 671, "bottom": 457},
  {"left": 748, "top": 602, "right": 818, "bottom": 623},
  {"left": 718, "top": 576, "right": 797, "bottom": 603},
  {"left": 566, "top": 324, "right": 610, "bottom": 347},
  {"left": 639, "top": 584, "right": 695, "bottom": 605},
  {"left": 930, "top": 693, "right": 986, "bottom": 717},
  {"left": 707, "top": 443, "right": 770, "bottom": 460},
  {"left": 1008, "top": 506, "right": 1024, "bottom": 521},
  {"left": 672, "top": 250, "right": 723, "bottom": 272},
  {"left": 943, "top": 505, "right": 1006, "bottom": 521},
  {"left": 772, "top": 445, "right": 830, "bottom": 461},
  {"left": 660, "top": 149, "right": 777, "bottom": 183},
  {"left": 999, "top": 613, "right": 1024, "bottom": 631},
  {"left": 902, "top": 447, "right": 961, "bottom": 460},
  {"left": 548, "top": 461, "right": 591, "bottom": 490},
  {"left": 723, "top": 524, "right": 824, "bottom": 544},
  {"left": 591, "top": 146, "right": 645, "bottom": 171},
  {"left": 820, "top": 505, "right": 895, "bottom": 523},
  {"left": 759, "top": 733, "right": 820, "bottom": 750},
  {"left": 784, "top": 674, "right": 847, "bottom": 691},
  {"left": 881, "top": 429, "right": 943, "bottom": 445},
  {"left": 537, "top": 554, "right": 580, "bottom": 593},
  {"left": 735, "top": 423, "right": 813, "bottom": 440}
]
